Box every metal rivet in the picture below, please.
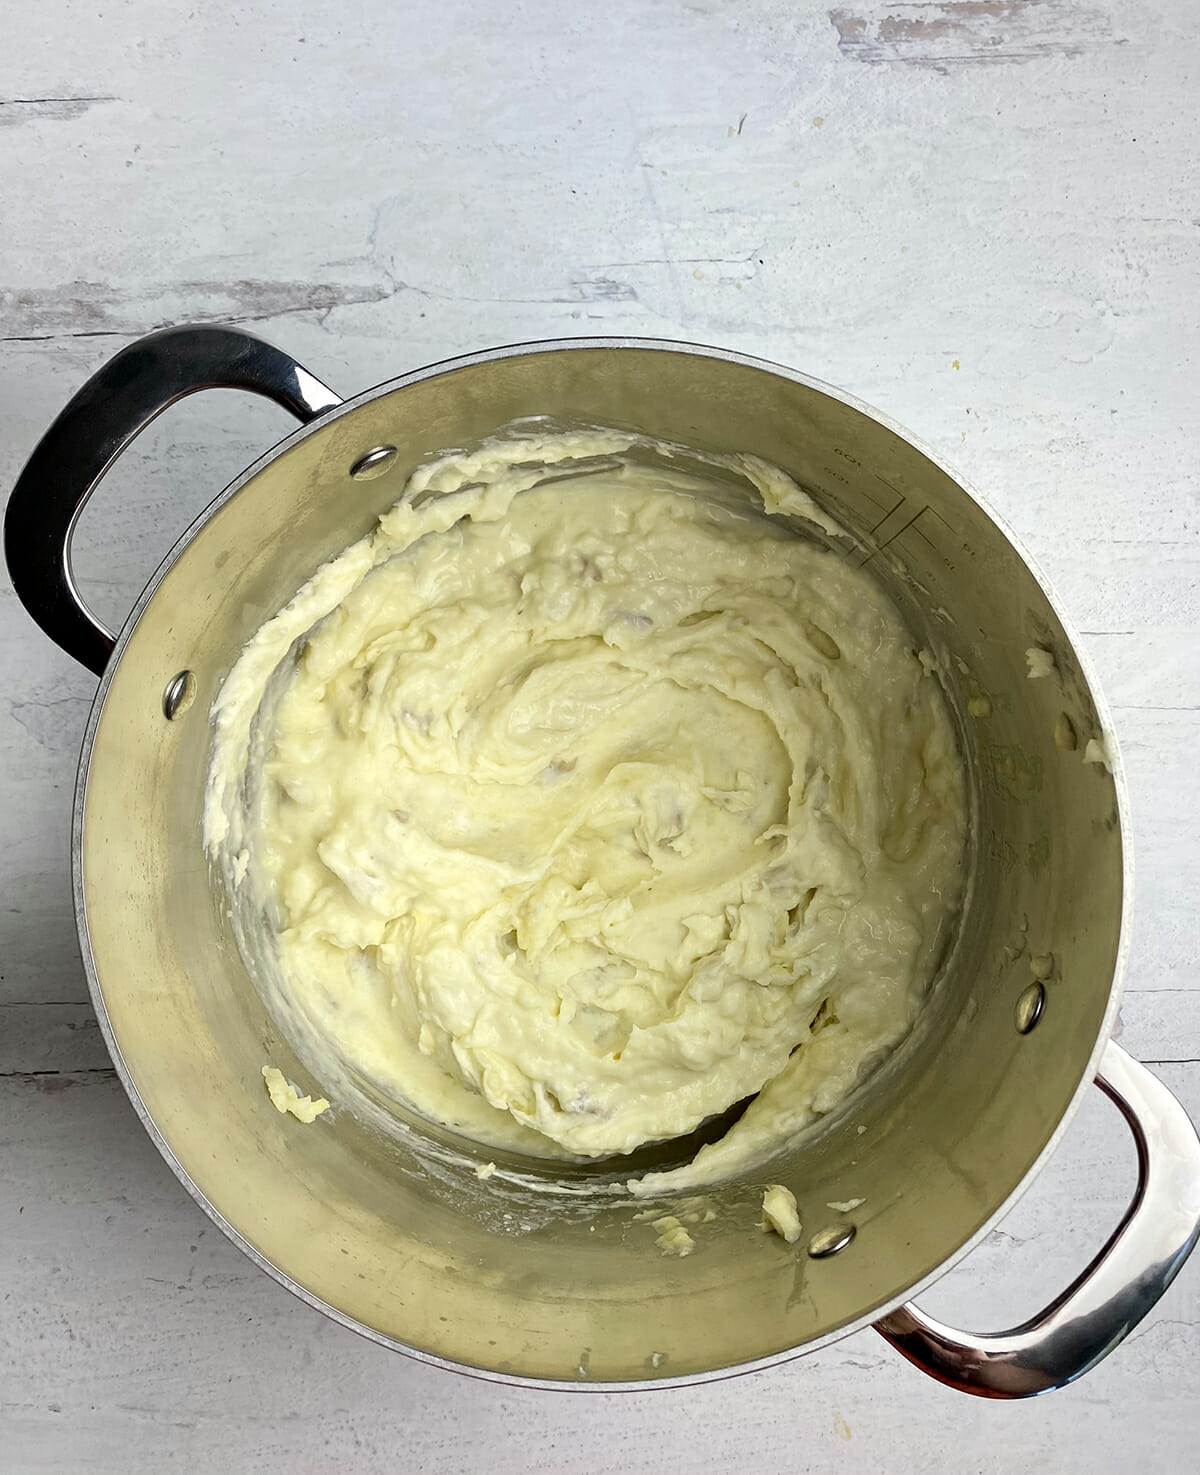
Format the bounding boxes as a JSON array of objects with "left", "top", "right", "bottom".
[
  {"left": 349, "top": 445, "right": 398, "bottom": 480},
  {"left": 1015, "top": 980, "right": 1046, "bottom": 1034},
  {"left": 808, "top": 1223, "right": 856, "bottom": 1259},
  {"left": 162, "top": 670, "right": 196, "bottom": 721}
]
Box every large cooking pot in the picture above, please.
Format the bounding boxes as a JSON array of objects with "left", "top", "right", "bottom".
[{"left": 7, "top": 325, "right": 1199, "bottom": 1397}]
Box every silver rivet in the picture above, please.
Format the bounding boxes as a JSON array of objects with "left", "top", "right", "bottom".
[
  {"left": 349, "top": 445, "right": 398, "bottom": 480},
  {"left": 808, "top": 1223, "right": 856, "bottom": 1259},
  {"left": 162, "top": 670, "right": 196, "bottom": 720},
  {"left": 1016, "top": 980, "right": 1046, "bottom": 1035}
]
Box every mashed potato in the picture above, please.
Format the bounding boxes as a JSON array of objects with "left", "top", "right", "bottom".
[{"left": 207, "top": 427, "right": 966, "bottom": 1190}]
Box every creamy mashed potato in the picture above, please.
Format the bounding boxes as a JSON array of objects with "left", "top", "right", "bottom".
[
  {"left": 261, "top": 1064, "right": 330, "bottom": 1123},
  {"left": 761, "top": 1184, "right": 803, "bottom": 1243},
  {"left": 206, "top": 427, "right": 966, "bottom": 1190}
]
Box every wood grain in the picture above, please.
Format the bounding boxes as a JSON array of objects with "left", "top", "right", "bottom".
[{"left": 1, "top": 0, "right": 1196, "bottom": 1469}]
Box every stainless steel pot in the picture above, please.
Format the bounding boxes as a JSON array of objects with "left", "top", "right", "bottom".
[{"left": 6, "top": 325, "right": 1199, "bottom": 1397}]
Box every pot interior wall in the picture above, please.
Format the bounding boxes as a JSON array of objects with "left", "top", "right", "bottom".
[{"left": 79, "top": 345, "right": 1124, "bottom": 1381}]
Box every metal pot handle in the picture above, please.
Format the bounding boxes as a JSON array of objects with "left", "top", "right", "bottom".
[
  {"left": 4, "top": 324, "right": 342, "bottom": 676},
  {"left": 875, "top": 1040, "right": 1200, "bottom": 1397}
]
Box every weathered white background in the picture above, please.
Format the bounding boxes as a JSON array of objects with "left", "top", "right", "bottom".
[{"left": 2, "top": 1, "right": 1198, "bottom": 1470}]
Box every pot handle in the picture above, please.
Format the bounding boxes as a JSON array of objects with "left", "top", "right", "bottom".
[
  {"left": 4, "top": 324, "right": 342, "bottom": 676},
  {"left": 874, "top": 1040, "right": 1200, "bottom": 1397}
]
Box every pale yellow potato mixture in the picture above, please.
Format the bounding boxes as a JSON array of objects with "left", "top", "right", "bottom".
[{"left": 206, "top": 429, "right": 966, "bottom": 1189}]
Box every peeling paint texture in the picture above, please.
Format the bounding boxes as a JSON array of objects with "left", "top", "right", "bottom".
[{"left": 830, "top": 1, "right": 1117, "bottom": 69}]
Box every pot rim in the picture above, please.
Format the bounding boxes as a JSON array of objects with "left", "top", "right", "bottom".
[{"left": 69, "top": 333, "right": 1134, "bottom": 1390}]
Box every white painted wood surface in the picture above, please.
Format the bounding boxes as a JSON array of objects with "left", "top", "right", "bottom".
[{"left": 2, "top": 1, "right": 1197, "bottom": 1469}]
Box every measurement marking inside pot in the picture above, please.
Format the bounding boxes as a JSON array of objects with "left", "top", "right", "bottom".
[
  {"left": 856, "top": 503, "right": 927, "bottom": 567},
  {"left": 867, "top": 490, "right": 906, "bottom": 533},
  {"left": 856, "top": 503, "right": 960, "bottom": 571}
]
